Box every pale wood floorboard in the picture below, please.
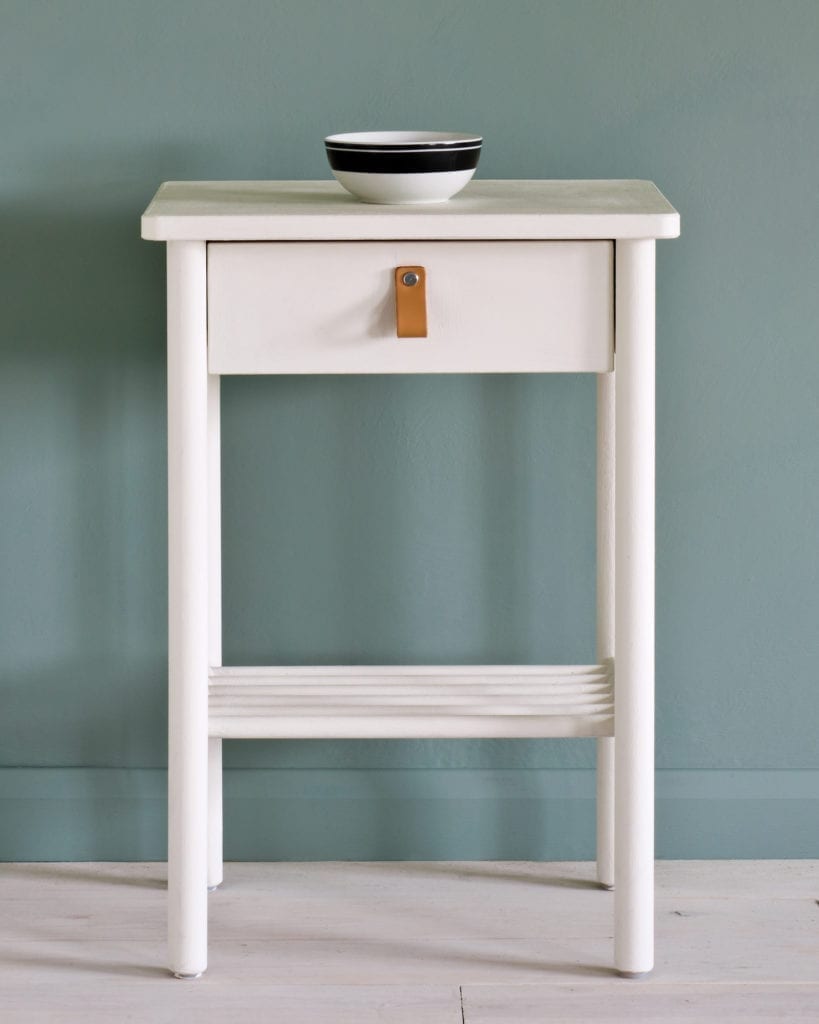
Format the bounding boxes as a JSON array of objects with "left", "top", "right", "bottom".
[
  {"left": 461, "top": 983, "right": 819, "bottom": 1023},
  {"left": 0, "top": 861, "right": 816, "bottom": 1022}
]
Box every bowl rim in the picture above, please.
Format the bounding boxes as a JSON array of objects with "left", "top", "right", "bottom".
[{"left": 325, "top": 131, "right": 482, "bottom": 151}]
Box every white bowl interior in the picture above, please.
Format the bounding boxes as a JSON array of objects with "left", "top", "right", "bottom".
[{"left": 325, "top": 131, "right": 481, "bottom": 147}]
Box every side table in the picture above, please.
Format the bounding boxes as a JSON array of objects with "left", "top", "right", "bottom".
[{"left": 141, "top": 179, "right": 680, "bottom": 978}]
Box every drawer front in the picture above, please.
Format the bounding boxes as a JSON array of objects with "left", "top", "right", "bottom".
[{"left": 207, "top": 241, "right": 613, "bottom": 374}]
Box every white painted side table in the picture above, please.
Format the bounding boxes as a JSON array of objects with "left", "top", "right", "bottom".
[{"left": 141, "top": 180, "right": 680, "bottom": 979}]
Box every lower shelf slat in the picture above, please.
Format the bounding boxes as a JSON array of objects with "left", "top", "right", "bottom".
[{"left": 208, "top": 664, "right": 614, "bottom": 739}]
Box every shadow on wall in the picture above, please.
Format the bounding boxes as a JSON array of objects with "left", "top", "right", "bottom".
[{"left": 0, "top": 149, "right": 181, "bottom": 769}]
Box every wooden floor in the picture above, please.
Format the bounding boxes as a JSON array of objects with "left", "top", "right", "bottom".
[{"left": 1, "top": 861, "right": 817, "bottom": 1022}]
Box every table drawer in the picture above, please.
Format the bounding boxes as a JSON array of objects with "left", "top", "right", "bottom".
[{"left": 207, "top": 241, "right": 613, "bottom": 374}]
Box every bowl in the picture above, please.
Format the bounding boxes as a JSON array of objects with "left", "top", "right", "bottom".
[{"left": 325, "top": 131, "right": 482, "bottom": 205}]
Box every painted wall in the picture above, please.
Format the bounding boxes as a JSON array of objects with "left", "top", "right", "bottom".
[{"left": 2, "top": 1, "right": 818, "bottom": 860}]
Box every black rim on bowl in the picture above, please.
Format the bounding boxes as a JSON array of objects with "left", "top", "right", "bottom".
[
  {"left": 325, "top": 134, "right": 482, "bottom": 175},
  {"left": 326, "top": 147, "right": 480, "bottom": 175}
]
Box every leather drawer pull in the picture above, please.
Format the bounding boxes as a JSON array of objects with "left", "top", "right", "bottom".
[{"left": 395, "top": 266, "right": 427, "bottom": 338}]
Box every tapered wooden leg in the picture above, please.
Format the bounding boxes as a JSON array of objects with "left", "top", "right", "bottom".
[
  {"left": 207, "top": 374, "right": 223, "bottom": 891},
  {"left": 596, "top": 737, "right": 615, "bottom": 887},
  {"left": 167, "top": 240, "right": 209, "bottom": 979},
  {"left": 208, "top": 739, "right": 223, "bottom": 890},
  {"left": 596, "top": 372, "right": 615, "bottom": 889},
  {"left": 614, "top": 239, "right": 655, "bottom": 977}
]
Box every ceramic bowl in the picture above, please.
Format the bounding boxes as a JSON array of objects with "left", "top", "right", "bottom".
[{"left": 325, "top": 131, "right": 482, "bottom": 204}]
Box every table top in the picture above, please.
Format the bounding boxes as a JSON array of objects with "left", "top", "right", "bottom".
[{"left": 141, "top": 179, "right": 679, "bottom": 242}]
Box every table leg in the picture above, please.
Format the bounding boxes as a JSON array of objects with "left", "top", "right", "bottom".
[
  {"left": 596, "top": 372, "right": 615, "bottom": 890},
  {"left": 167, "top": 240, "right": 209, "bottom": 979},
  {"left": 207, "top": 374, "right": 223, "bottom": 891},
  {"left": 208, "top": 739, "right": 223, "bottom": 891},
  {"left": 614, "top": 239, "right": 655, "bottom": 977}
]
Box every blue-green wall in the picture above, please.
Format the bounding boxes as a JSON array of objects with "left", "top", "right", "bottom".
[{"left": 2, "top": 1, "right": 818, "bottom": 860}]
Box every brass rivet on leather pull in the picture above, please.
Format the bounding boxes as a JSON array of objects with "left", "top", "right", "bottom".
[{"left": 395, "top": 266, "right": 427, "bottom": 338}]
